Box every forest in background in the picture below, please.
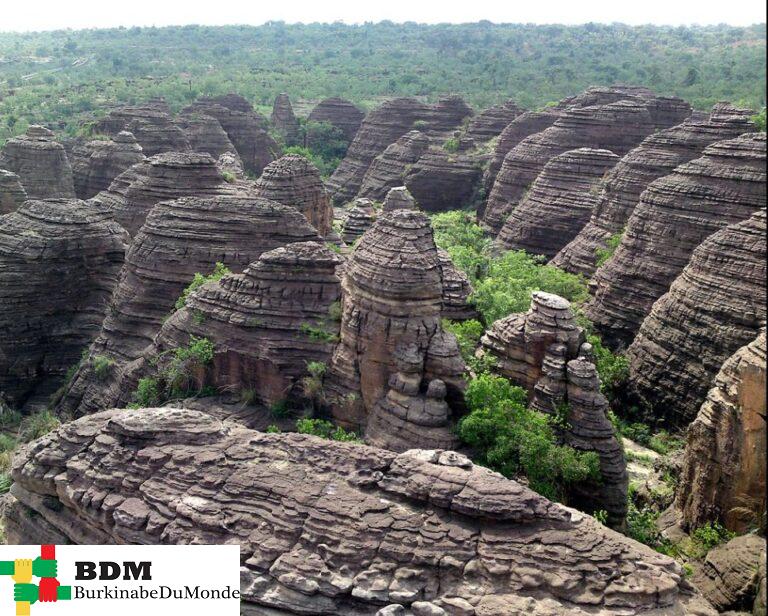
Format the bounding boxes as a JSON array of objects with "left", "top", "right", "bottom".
[{"left": 0, "top": 21, "right": 765, "bottom": 142}]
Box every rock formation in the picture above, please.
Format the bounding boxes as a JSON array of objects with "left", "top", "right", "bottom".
[
  {"left": 55, "top": 195, "right": 320, "bottom": 417},
  {"left": 0, "top": 199, "right": 128, "bottom": 409},
  {"left": 341, "top": 198, "right": 377, "bottom": 244},
  {"left": 465, "top": 98, "right": 524, "bottom": 143},
  {"left": 482, "top": 109, "right": 561, "bottom": 198},
  {"left": 586, "top": 132, "right": 766, "bottom": 350},
  {"left": 0, "top": 125, "right": 75, "bottom": 199},
  {"left": 255, "top": 154, "right": 333, "bottom": 236},
  {"left": 176, "top": 111, "right": 239, "bottom": 161},
  {"left": 552, "top": 104, "right": 757, "bottom": 277},
  {"left": 382, "top": 186, "right": 417, "bottom": 212},
  {"left": 495, "top": 148, "right": 620, "bottom": 257},
  {"left": 674, "top": 330, "right": 766, "bottom": 533},
  {"left": 132, "top": 242, "right": 342, "bottom": 408},
  {"left": 324, "top": 208, "right": 466, "bottom": 442},
  {"left": 216, "top": 152, "right": 245, "bottom": 179},
  {"left": 5, "top": 406, "right": 712, "bottom": 615},
  {"left": 438, "top": 249, "right": 477, "bottom": 322},
  {"left": 271, "top": 93, "right": 300, "bottom": 146},
  {"left": 624, "top": 210, "right": 767, "bottom": 427},
  {"left": 327, "top": 96, "right": 472, "bottom": 205},
  {"left": 307, "top": 97, "right": 365, "bottom": 143},
  {"left": 0, "top": 169, "right": 26, "bottom": 214},
  {"left": 404, "top": 149, "right": 483, "bottom": 213},
  {"left": 70, "top": 131, "right": 146, "bottom": 199},
  {"left": 482, "top": 96, "right": 690, "bottom": 234},
  {"left": 358, "top": 130, "right": 430, "bottom": 201},
  {"left": 94, "top": 103, "right": 190, "bottom": 156}
]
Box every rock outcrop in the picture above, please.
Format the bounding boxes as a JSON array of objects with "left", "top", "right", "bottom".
[
  {"left": 624, "top": 210, "right": 767, "bottom": 427},
  {"left": 495, "top": 148, "right": 619, "bottom": 257},
  {"left": 307, "top": 97, "right": 365, "bottom": 143},
  {"left": 271, "top": 93, "right": 300, "bottom": 146},
  {"left": 94, "top": 103, "right": 190, "bottom": 156},
  {"left": 674, "top": 330, "right": 766, "bottom": 533},
  {"left": 0, "top": 199, "right": 128, "bottom": 409},
  {"left": 325, "top": 208, "right": 466, "bottom": 442},
  {"left": 437, "top": 249, "right": 477, "bottom": 322},
  {"left": 586, "top": 132, "right": 767, "bottom": 350},
  {"left": 358, "top": 130, "right": 430, "bottom": 201},
  {"left": 55, "top": 195, "right": 320, "bottom": 417},
  {"left": 70, "top": 131, "right": 146, "bottom": 200},
  {"left": 465, "top": 98, "right": 524, "bottom": 143},
  {"left": 552, "top": 104, "right": 757, "bottom": 277},
  {"left": 255, "top": 154, "right": 333, "bottom": 236},
  {"left": 382, "top": 186, "right": 417, "bottom": 212},
  {"left": 404, "top": 149, "right": 483, "bottom": 213},
  {"left": 5, "top": 406, "right": 712, "bottom": 615},
  {"left": 0, "top": 125, "right": 75, "bottom": 199},
  {"left": 0, "top": 169, "right": 27, "bottom": 214},
  {"left": 341, "top": 198, "right": 377, "bottom": 244},
  {"left": 132, "top": 242, "right": 342, "bottom": 407},
  {"left": 176, "top": 112, "right": 239, "bottom": 161},
  {"left": 482, "top": 96, "right": 690, "bottom": 234}
]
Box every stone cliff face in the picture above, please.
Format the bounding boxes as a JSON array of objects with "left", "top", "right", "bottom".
[
  {"left": 586, "top": 132, "right": 766, "bottom": 350},
  {"left": 0, "top": 199, "right": 128, "bottom": 409},
  {"left": 624, "top": 210, "right": 767, "bottom": 426},
  {"left": 482, "top": 96, "right": 690, "bottom": 234},
  {"left": 175, "top": 111, "right": 240, "bottom": 161},
  {"left": 358, "top": 130, "right": 430, "bottom": 201},
  {"left": 255, "top": 154, "right": 334, "bottom": 236},
  {"left": 465, "top": 98, "right": 524, "bottom": 143},
  {"left": 271, "top": 92, "right": 300, "bottom": 146},
  {"left": 70, "top": 131, "right": 146, "bottom": 200},
  {"left": 403, "top": 149, "right": 483, "bottom": 213},
  {"left": 495, "top": 147, "right": 620, "bottom": 258},
  {"left": 0, "top": 125, "right": 76, "bottom": 199},
  {"left": 55, "top": 194, "right": 320, "bottom": 417},
  {"left": 0, "top": 169, "right": 27, "bottom": 214},
  {"left": 552, "top": 103, "right": 756, "bottom": 277},
  {"left": 341, "top": 198, "right": 377, "bottom": 244},
  {"left": 5, "top": 407, "right": 712, "bottom": 615},
  {"left": 307, "top": 97, "right": 365, "bottom": 143},
  {"left": 674, "top": 330, "right": 766, "bottom": 533}
]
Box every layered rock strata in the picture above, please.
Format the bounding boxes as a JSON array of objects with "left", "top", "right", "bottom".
[
  {"left": 382, "top": 186, "right": 417, "bottom": 212},
  {"left": 482, "top": 98, "right": 690, "bottom": 234},
  {"left": 495, "top": 148, "right": 619, "bottom": 257},
  {"left": 465, "top": 98, "right": 524, "bottom": 143},
  {"left": 437, "top": 249, "right": 477, "bottom": 321},
  {"left": 307, "top": 96, "right": 365, "bottom": 143},
  {"left": 255, "top": 154, "right": 333, "bottom": 236},
  {"left": 357, "top": 131, "right": 430, "bottom": 201},
  {"left": 0, "top": 125, "right": 75, "bottom": 199},
  {"left": 552, "top": 104, "right": 757, "bottom": 276},
  {"left": 0, "top": 199, "right": 128, "bottom": 408},
  {"left": 674, "top": 330, "right": 766, "bottom": 533},
  {"left": 586, "top": 132, "right": 767, "bottom": 350},
  {"left": 55, "top": 195, "right": 320, "bottom": 417},
  {"left": 176, "top": 112, "right": 239, "bottom": 161},
  {"left": 271, "top": 93, "right": 300, "bottom": 146},
  {"left": 404, "top": 149, "right": 483, "bottom": 213},
  {"left": 5, "top": 406, "right": 713, "bottom": 615},
  {"left": 341, "top": 199, "right": 377, "bottom": 244},
  {"left": 94, "top": 103, "right": 190, "bottom": 156},
  {"left": 70, "top": 131, "right": 146, "bottom": 199},
  {"left": 0, "top": 169, "right": 27, "bottom": 214},
  {"left": 624, "top": 210, "right": 767, "bottom": 426}
]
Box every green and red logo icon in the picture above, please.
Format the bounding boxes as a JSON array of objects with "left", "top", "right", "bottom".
[{"left": 1, "top": 545, "right": 71, "bottom": 614}]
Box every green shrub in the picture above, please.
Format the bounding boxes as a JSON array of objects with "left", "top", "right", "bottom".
[
  {"left": 91, "top": 355, "right": 115, "bottom": 381},
  {"left": 0, "top": 473, "right": 11, "bottom": 495},
  {"left": 441, "top": 319, "right": 487, "bottom": 371},
  {"left": 300, "top": 323, "right": 339, "bottom": 343},
  {"left": 133, "top": 377, "right": 161, "bottom": 407},
  {"left": 752, "top": 108, "right": 766, "bottom": 132},
  {"left": 301, "top": 361, "right": 327, "bottom": 405},
  {"left": 626, "top": 501, "right": 663, "bottom": 546},
  {"left": 691, "top": 522, "right": 734, "bottom": 553},
  {"left": 221, "top": 171, "right": 236, "bottom": 183},
  {"left": 457, "top": 373, "right": 600, "bottom": 502},
  {"left": 296, "top": 418, "right": 361, "bottom": 442},
  {"left": 443, "top": 137, "right": 459, "bottom": 153},
  {"left": 269, "top": 399, "right": 292, "bottom": 419},
  {"left": 328, "top": 301, "right": 342, "bottom": 322},
  {"left": 595, "top": 229, "right": 624, "bottom": 267},
  {"left": 239, "top": 388, "right": 258, "bottom": 406},
  {"left": 175, "top": 262, "right": 231, "bottom": 310},
  {"left": 265, "top": 424, "right": 281, "bottom": 433},
  {"left": 587, "top": 333, "right": 629, "bottom": 399}
]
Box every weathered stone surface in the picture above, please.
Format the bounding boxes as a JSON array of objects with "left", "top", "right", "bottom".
[
  {"left": 70, "top": 131, "right": 146, "bottom": 200},
  {"left": 552, "top": 103, "right": 757, "bottom": 277},
  {"left": 0, "top": 169, "right": 27, "bottom": 214},
  {"left": 382, "top": 186, "right": 417, "bottom": 212},
  {"left": 255, "top": 154, "right": 334, "bottom": 236},
  {"left": 437, "top": 249, "right": 478, "bottom": 321},
  {"left": 690, "top": 535, "right": 766, "bottom": 613},
  {"left": 465, "top": 99, "right": 524, "bottom": 143},
  {"left": 94, "top": 102, "right": 190, "bottom": 156},
  {"left": 341, "top": 198, "right": 378, "bottom": 245},
  {"left": 481, "top": 109, "right": 561, "bottom": 199},
  {"left": 5, "top": 406, "right": 711, "bottom": 615},
  {"left": 0, "top": 125, "right": 75, "bottom": 199},
  {"left": 404, "top": 149, "right": 483, "bottom": 213},
  {"left": 587, "top": 133, "right": 766, "bottom": 350},
  {"left": 482, "top": 95, "right": 690, "bottom": 234},
  {"left": 55, "top": 194, "right": 320, "bottom": 417},
  {"left": 328, "top": 97, "right": 472, "bottom": 205},
  {"left": 358, "top": 131, "right": 430, "bottom": 201},
  {"left": 307, "top": 97, "right": 365, "bottom": 143},
  {"left": 216, "top": 151, "right": 245, "bottom": 179},
  {"left": 184, "top": 95, "right": 277, "bottom": 175},
  {"left": 625, "top": 210, "right": 767, "bottom": 429},
  {"left": 131, "top": 242, "right": 342, "bottom": 408},
  {"left": 675, "top": 330, "right": 766, "bottom": 533},
  {"left": 271, "top": 93, "right": 300, "bottom": 146},
  {"left": 176, "top": 111, "right": 239, "bottom": 161},
  {"left": 495, "top": 148, "right": 620, "bottom": 258},
  {"left": 325, "top": 209, "right": 466, "bottom": 438},
  {"left": 0, "top": 199, "right": 128, "bottom": 409}
]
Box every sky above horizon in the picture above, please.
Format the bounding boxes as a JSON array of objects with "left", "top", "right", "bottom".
[{"left": 2, "top": 0, "right": 766, "bottom": 32}]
